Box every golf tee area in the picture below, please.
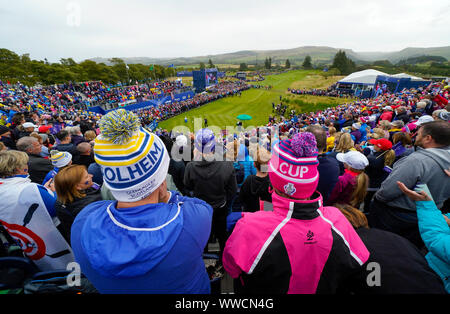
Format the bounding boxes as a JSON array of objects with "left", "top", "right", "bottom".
[{"left": 158, "top": 70, "right": 354, "bottom": 132}]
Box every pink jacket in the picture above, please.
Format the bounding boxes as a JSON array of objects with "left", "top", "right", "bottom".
[{"left": 223, "top": 191, "right": 369, "bottom": 294}]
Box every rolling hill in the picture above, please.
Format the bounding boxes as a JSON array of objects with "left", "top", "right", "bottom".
[{"left": 87, "top": 45, "right": 450, "bottom": 67}]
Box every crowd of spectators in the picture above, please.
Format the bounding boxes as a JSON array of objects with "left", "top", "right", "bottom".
[
  {"left": 289, "top": 86, "right": 354, "bottom": 98},
  {"left": 0, "top": 76, "right": 449, "bottom": 295}
]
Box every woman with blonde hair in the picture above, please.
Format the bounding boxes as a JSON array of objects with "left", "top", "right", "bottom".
[
  {"left": 54, "top": 164, "right": 101, "bottom": 243},
  {"left": 370, "top": 128, "right": 386, "bottom": 140},
  {"left": 334, "top": 132, "right": 356, "bottom": 153},
  {"left": 84, "top": 130, "right": 97, "bottom": 143},
  {"left": 0, "top": 150, "right": 74, "bottom": 270},
  {"left": 378, "top": 120, "right": 391, "bottom": 139},
  {"left": 329, "top": 132, "right": 356, "bottom": 174}
]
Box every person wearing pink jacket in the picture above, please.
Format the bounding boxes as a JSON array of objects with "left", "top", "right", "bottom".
[{"left": 222, "top": 132, "right": 370, "bottom": 294}]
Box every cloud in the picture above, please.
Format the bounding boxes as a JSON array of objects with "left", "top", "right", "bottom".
[{"left": 0, "top": 0, "right": 448, "bottom": 62}]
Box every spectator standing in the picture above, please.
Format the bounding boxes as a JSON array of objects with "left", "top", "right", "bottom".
[
  {"left": 16, "top": 136, "right": 53, "bottom": 184},
  {"left": 307, "top": 125, "right": 340, "bottom": 203},
  {"left": 326, "top": 151, "right": 369, "bottom": 208},
  {"left": 334, "top": 204, "right": 446, "bottom": 294},
  {"left": 184, "top": 128, "right": 237, "bottom": 259},
  {"left": 397, "top": 181, "right": 450, "bottom": 293},
  {"left": 239, "top": 148, "right": 272, "bottom": 212},
  {"left": 0, "top": 150, "right": 74, "bottom": 271},
  {"left": 54, "top": 165, "right": 102, "bottom": 243},
  {"left": 369, "top": 121, "right": 450, "bottom": 248},
  {"left": 223, "top": 132, "right": 369, "bottom": 294},
  {"left": 75, "top": 142, "right": 95, "bottom": 169},
  {"left": 71, "top": 110, "right": 213, "bottom": 293}
]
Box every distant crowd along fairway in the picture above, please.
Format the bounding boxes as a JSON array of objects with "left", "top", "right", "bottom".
[{"left": 158, "top": 70, "right": 350, "bottom": 133}]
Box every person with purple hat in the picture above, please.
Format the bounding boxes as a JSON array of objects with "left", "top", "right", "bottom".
[
  {"left": 222, "top": 132, "right": 369, "bottom": 294},
  {"left": 184, "top": 128, "right": 237, "bottom": 259}
]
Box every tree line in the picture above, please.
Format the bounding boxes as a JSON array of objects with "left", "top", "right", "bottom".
[
  {"left": 0, "top": 48, "right": 177, "bottom": 86},
  {"left": 1, "top": 47, "right": 447, "bottom": 87}
]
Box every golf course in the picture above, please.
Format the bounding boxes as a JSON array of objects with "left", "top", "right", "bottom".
[{"left": 158, "top": 70, "right": 354, "bottom": 132}]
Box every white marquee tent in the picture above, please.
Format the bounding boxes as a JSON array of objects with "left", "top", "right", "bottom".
[
  {"left": 338, "top": 69, "right": 427, "bottom": 87},
  {"left": 390, "top": 73, "right": 424, "bottom": 80},
  {"left": 338, "top": 69, "right": 389, "bottom": 85}
]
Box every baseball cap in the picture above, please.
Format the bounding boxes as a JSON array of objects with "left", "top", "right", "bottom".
[
  {"left": 336, "top": 151, "right": 369, "bottom": 170},
  {"left": 369, "top": 138, "right": 393, "bottom": 151},
  {"left": 38, "top": 125, "right": 52, "bottom": 133},
  {"left": 416, "top": 115, "right": 434, "bottom": 126},
  {"left": 22, "top": 122, "right": 37, "bottom": 129}
]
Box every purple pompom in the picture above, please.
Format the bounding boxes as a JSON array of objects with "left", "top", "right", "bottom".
[{"left": 290, "top": 132, "right": 318, "bottom": 157}]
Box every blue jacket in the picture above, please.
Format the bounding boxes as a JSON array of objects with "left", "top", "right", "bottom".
[
  {"left": 70, "top": 191, "right": 213, "bottom": 294},
  {"left": 235, "top": 144, "right": 257, "bottom": 187},
  {"left": 416, "top": 200, "right": 450, "bottom": 293}
]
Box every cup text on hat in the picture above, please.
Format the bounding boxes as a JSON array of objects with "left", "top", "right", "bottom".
[{"left": 279, "top": 163, "right": 309, "bottom": 178}]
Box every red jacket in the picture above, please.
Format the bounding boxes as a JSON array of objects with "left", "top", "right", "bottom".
[
  {"left": 379, "top": 111, "right": 393, "bottom": 122},
  {"left": 432, "top": 94, "right": 448, "bottom": 108}
]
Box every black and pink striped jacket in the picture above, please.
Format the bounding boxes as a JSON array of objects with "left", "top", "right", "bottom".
[{"left": 223, "top": 192, "right": 370, "bottom": 294}]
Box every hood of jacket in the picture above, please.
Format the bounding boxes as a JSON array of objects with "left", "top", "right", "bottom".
[
  {"left": 189, "top": 160, "right": 227, "bottom": 180},
  {"left": 417, "top": 146, "right": 450, "bottom": 172},
  {"left": 79, "top": 194, "right": 184, "bottom": 278},
  {"left": 248, "top": 175, "right": 270, "bottom": 197}
]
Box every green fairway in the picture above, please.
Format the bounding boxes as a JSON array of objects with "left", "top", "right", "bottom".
[{"left": 158, "top": 70, "right": 349, "bottom": 132}]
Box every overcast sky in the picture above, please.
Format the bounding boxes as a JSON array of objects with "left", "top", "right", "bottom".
[{"left": 1, "top": 0, "right": 449, "bottom": 62}]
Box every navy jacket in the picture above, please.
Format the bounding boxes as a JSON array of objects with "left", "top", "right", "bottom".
[
  {"left": 317, "top": 153, "right": 340, "bottom": 203},
  {"left": 340, "top": 228, "right": 446, "bottom": 294}
]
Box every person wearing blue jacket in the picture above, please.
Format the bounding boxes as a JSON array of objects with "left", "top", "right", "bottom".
[
  {"left": 235, "top": 142, "right": 257, "bottom": 187},
  {"left": 70, "top": 110, "right": 213, "bottom": 294},
  {"left": 398, "top": 180, "right": 450, "bottom": 293}
]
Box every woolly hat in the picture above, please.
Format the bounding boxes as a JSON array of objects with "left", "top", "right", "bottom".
[
  {"left": 93, "top": 109, "right": 170, "bottom": 202},
  {"left": 268, "top": 132, "right": 319, "bottom": 199},
  {"left": 438, "top": 111, "right": 450, "bottom": 121},
  {"left": 50, "top": 150, "right": 72, "bottom": 168},
  {"left": 175, "top": 134, "right": 188, "bottom": 147},
  {"left": 194, "top": 128, "right": 216, "bottom": 154}
]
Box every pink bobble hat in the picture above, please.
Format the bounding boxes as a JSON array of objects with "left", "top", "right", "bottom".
[{"left": 269, "top": 132, "right": 319, "bottom": 199}]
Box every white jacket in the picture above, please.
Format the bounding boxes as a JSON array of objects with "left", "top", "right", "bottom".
[{"left": 0, "top": 175, "right": 74, "bottom": 271}]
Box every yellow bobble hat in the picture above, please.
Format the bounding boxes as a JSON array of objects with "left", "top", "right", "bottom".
[
  {"left": 50, "top": 150, "right": 72, "bottom": 168},
  {"left": 93, "top": 109, "right": 170, "bottom": 202}
]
